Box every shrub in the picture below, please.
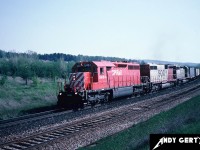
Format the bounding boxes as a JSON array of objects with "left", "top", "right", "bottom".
[
  {"left": 0, "top": 75, "right": 7, "bottom": 86},
  {"left": 32, "top": 76, "right": 39, "bottom": 86}
]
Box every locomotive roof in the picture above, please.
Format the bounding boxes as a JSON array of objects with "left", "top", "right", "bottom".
[
  {"left": 74, "top": 61, "right": 140, "bottom": 68},
  {"left": 92, "top": 61, "right": 115, "bottom": 67},
  {"left": 113, "top": 62, "right": 139, "bottom": 65},
  {"left": 92, "top": 61, "right": 139, "bottom": 67}
]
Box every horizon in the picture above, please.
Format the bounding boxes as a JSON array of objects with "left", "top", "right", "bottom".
[
  {"left": 0, "top": 0, "right": 200, "bottom": 63},
  {"left": 1, "top": 49, "right": 199, "bottom": 65}
]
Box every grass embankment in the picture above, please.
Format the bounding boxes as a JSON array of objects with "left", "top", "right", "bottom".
[
  {"left": 81, "top": 95, "right": 200, "bottom": 150},
  {"left": 0, "top": 76, "right": 58, "bottom": 120}
]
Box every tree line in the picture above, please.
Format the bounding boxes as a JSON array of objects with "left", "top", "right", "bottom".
[
  {"left": 0, "top": 49, "right": 139, "bottom": 85},
  {"left": 38, "top": 53, "right": 135, "bottom": 62},
  {"left": 0, "top": 50, "right": 75, "bottom": 85},
  {"left": 0, "top": 49, "right": 137, "bottom": 62}
]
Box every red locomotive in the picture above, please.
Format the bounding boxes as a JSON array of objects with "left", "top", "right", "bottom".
[
  {"left": 58, "top": 61, "right": 141, "bottom": 109},
  {"left": 57, "top": 61, "right": 200, "bottom": 109},
  {"left": 70, "top": 61, "right": 140, "bottom": 91}
]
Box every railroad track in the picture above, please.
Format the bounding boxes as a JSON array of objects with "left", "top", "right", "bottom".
[
  {"left": 1, "top": 82, "right": 200, "bottom": 150},
  {"left": 0, "top": 85, "right": 176, "bottom": 130},
  {"left": 0, "top": 108, "right": 71, "bottom": 129},
  {"left": 1, "top": 78, "right": 198, "bottom": 130}
]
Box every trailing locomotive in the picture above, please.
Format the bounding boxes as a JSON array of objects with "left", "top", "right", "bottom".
[{"left": 57, "top": 61, "right": 200, "bottom": 109}]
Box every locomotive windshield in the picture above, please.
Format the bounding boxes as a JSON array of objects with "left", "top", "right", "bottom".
[
  {"left": 73, "top": 63, "right": 97, "bottom": 73},
  {"left": 77, "top": 66, "right": 91, "bottom": 72}
]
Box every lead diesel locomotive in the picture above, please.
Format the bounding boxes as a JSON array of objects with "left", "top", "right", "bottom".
[{"left": 57, "top": 61, "right": 200, "bottom": 109}]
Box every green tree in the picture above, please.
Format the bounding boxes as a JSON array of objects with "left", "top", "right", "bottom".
[
  {"left": 0, "top": 58, "right": 10, "bottom": 75},
  {"left": 0, "top": 75, "right": 7, "bottom": 86},
  {"left": 17, "top": 57, "right": 33, "bottom": 85}
]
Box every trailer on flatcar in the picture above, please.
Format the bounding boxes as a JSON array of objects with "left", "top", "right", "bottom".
[{"left": 190, "top": 67, "right": 196, "bottom": 79}]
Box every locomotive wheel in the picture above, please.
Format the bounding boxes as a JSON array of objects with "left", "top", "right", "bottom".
[
  {"left": 91, "top": 102, "right": 96, "bottom": 107},
  {"left": 79, "top": 103, "right": 84, "bottom": 109},
  {"left": 72, "top": 107, "right": 78, "bottom": 111},
  {"left": 104, "top": 94, "right": 109, "bottom": 102}
]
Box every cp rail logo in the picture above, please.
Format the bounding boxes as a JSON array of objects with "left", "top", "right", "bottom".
[{"left": 150, "top": 134, "right": 200, "bottom": 150}]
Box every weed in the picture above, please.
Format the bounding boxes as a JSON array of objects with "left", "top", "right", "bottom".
[{"left": 0, "top": 76, "right": 57, "bottom": 119}]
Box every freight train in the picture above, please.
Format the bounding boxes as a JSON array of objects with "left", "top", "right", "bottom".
[{"left": 57, "top": 61, "right": 200, "bottom": 109}]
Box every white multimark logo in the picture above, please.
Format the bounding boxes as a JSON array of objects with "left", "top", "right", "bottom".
[
  {"left": 112, "top": 70, "right": 122, "bottom": 76},
  {"left": 153, "top": 137, "right": 176, "bottom": 150}
]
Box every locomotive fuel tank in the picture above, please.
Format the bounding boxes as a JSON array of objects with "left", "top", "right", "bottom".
[{"left": 112, "top": 86, "right": 133, "bottom": 98}]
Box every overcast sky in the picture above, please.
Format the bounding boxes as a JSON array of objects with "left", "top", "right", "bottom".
[{"left": 0, "top": 0, "right": 200, "bottom": 63}]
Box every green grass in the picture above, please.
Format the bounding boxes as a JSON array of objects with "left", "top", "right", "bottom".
[
  {"left": 0, "top": 76, "right": 58, "bottom": 120},
  {"left": 80, "top": 95, "right": 200, "bottom": 150}
]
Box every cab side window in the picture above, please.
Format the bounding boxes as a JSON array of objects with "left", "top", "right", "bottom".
[{"left": 100, "top": 67, "right": 104, "bottom": 75}]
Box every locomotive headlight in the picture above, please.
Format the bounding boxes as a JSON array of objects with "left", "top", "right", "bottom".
[
  {"left": 59, "top": 93, "right": 62, "bottom": 95},
  {"left": 73, "top": 75, "right": 76, "bottom": 80}
]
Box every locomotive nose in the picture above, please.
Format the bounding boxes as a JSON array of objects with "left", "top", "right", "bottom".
[{"left": 69, "top": 72, "right": 85, "bottom": 92}]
